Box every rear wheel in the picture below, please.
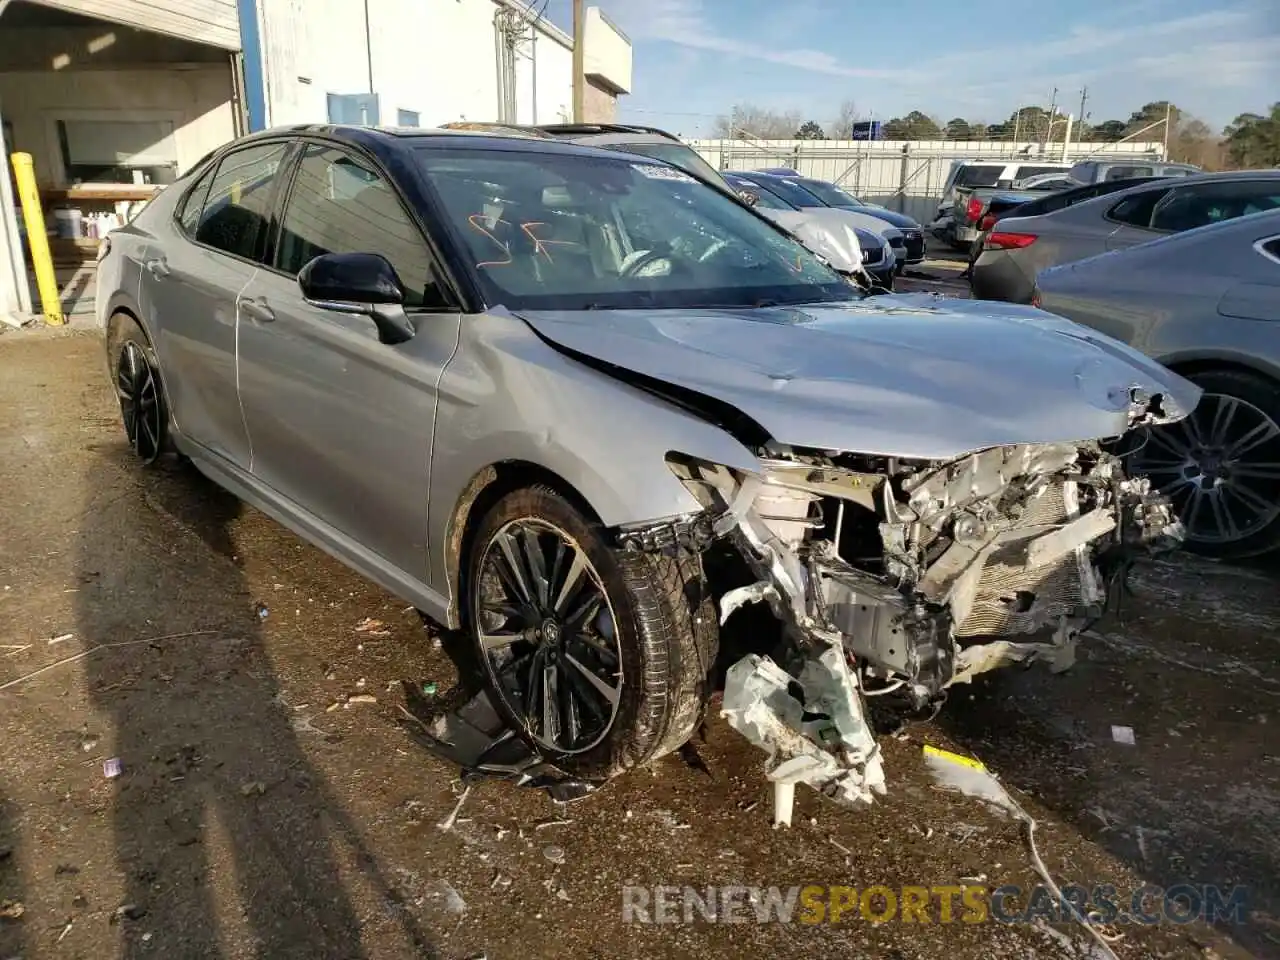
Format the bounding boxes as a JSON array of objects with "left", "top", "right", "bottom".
[
  {"left": 466, "top": 486, "right": 717, "bottom": 779},
  {"left": 107, "top": 314, "right": 169, "bottom": 465},
  {"left": 1129, "top": 368, "right": 1280, "bottom": 559}
]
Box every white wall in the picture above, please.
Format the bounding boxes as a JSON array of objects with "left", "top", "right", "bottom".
[
  {"left": 0, "top": 66, "right": 236, "bottom": 184},
  {"left": 513, "top": 30, "right": 571, "bottom": 126},
  {"left": 257, "top": 0, "right": 573, "bottom": 128},
  {"left": 584, "top": 7, "right": 629, "bottom": 95}
]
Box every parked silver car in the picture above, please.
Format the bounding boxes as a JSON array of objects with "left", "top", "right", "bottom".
[
  {"left": 972, "top": 170, "right": 1280, "bottom": 303},
  {"left": 97, "top": 126, "right": 1193, "bottom": 806},
  {"left": 1036, "top": 209, "right": 1280, "bottom": 559}
]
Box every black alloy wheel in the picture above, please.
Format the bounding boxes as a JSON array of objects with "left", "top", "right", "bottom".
[
  {"left": 474, "top": 517, "right": 623, "bottom": 755},
  {"left": 116, "top": 339, "right": 165, "bottom": 464},
  {"left": 1130, "top": 369, "right": 1280, "bottom": 558}
]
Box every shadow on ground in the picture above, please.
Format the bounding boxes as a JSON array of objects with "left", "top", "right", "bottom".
[
  {"left": 75, "top": 450, "right": 439, "bottom": 958},
  {"left": 0, "top": 789, "right": 25, "bottom": 957}
]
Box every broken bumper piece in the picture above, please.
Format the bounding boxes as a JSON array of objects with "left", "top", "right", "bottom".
[{"left": 721, "top": 648, "right": 885, "bottom": 826}]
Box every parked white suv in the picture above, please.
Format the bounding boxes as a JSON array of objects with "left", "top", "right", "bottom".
[{"left": 935, "top": 159, "right": 1071, "bottom": 220}]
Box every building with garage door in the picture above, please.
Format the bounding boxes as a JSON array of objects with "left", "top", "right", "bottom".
[{"left": 0, "top": 0, "right": 631, "bottom": 323}]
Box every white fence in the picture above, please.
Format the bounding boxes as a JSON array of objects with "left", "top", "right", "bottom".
[{"left": 689, "top": 139, "right": 1168, "bottom": 223}]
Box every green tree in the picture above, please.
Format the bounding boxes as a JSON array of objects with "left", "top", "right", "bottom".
[
  {"left": 985, "top": 106, "right": 1051, "bottom": 141},
  {"left": 1127, "top": 101, "right": 1181, "bottom": 137},
  {"left": 882, "top": 111, "right": 942, "bottom": 139},
  {"left": 1088, "top": 119, "right": 1127, "bottom": 141},
  {"left": 796, "top": 120, "right": 827, "bottom": 140},
  {"left": 1223, "top": 104, "right": 1280, "bottom": 168},
  {"left": 944, "top": 117, "right": 973, "bottom": 140}
]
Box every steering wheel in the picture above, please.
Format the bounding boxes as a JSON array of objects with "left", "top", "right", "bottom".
[{"left": 619, "top": 249, "right": 676, "bottom": 278}]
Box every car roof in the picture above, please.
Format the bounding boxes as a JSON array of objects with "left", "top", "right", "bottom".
[{"left": 209, "top": 123, "right": 680, "bottom": 163}]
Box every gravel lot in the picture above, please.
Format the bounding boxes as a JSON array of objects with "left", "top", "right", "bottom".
[{"left": 1, "top": 330, "right": 1276, "bottom": 960}]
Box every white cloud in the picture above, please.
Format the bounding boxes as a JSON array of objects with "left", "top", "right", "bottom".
[{"left": 602, "top": 0, "right": 900, "bottom": 78}]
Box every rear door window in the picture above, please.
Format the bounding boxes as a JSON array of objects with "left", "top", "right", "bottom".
[
  {"left": 1010, "top": 165, "right": 1066, "bottom": 182},
  {"left": 1105, "top": 187, "right": 1174, "bottom": 228},
  {"left": 1150, "top": 180, "right": 1280, "bottom": 232},
  {"left": 1104, "top": 165, "right": 1153, "bottom": 181},
  {"left": 192, "top": 141, "right": 289, "bottom": 262}
]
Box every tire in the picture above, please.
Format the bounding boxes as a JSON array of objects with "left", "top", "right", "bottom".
[
  {"left": 1131, "top": 367, "right": 1280, "bottom": 560},
  {"left": 105, "top": 313, "right": 171, "bottom": 465},
  {"left": 466, "top": 485, "right": 717, "bottom": 780}
]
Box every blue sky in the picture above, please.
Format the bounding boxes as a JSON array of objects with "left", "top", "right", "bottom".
[{"left": 539, "top": 0, "right": 1279, "bottom": 137}]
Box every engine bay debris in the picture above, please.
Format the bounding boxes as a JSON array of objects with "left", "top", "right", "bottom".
[{"left": 668, "top": 423, "right": 1184, "bottom": 815}]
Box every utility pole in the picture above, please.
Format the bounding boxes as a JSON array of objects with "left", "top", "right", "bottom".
[
  {"left": 572, "top": 0, "right": 585, "bottom": 123},
  {"left": 1075, "top": 86, "right": 1088, "bottom": 156},
  {"left": 1042, "top": 86, "right": 1058, "bottom": 151},
  {"left": 1162, "top": 100, "right": 1173, "bottom": 160}
]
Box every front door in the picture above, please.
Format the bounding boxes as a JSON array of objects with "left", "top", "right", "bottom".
[
  {"left": 141, "top": 140, "right": 288, "bottom": 468},
  {"left": 235, "top": 142, "right": 460, "bottom": 579}
]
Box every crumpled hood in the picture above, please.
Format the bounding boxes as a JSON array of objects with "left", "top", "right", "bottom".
[{"left": 516, "top": 294, "right": 1202, "bottom": 461}]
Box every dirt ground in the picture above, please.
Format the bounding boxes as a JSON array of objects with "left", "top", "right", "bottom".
[{"left": 1, "top": 330, "right": 1277, "bottom": 960}]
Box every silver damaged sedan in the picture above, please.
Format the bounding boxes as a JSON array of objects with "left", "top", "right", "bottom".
[{"left": 97, "top": 126, "right": 1196, "bottom": 808}]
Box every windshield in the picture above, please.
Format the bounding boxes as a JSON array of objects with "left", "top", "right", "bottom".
[
  {"left": 725, "top": 177, "right": 794, "bottom": 211},
  {"left": 741, "top": 175, "right": 824, "bottom": 208},
  {"left": 415, "top": 147, "right": 856, "bottom": 312},
  {"left": 794, "top": 179, "right": 861, "bottom": 208},
  {"left": 596, "top": 141, "right": 733, "bottom": 193}
]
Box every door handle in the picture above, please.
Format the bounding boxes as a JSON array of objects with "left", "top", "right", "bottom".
[
  {"left": 237, "top": 297, "right": 275, "bottom": 323},
  {"left": 144, "top": 258, "right": 170, "bottom": 279}
]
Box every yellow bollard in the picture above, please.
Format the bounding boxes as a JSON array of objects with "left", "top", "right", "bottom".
[{"left": 9, "top": 152, "right": 63, "bottom": 325}]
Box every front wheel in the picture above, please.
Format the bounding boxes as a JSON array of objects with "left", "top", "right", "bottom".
[
  {"left": 466, "top": 486, "right": 718, "bottom": 780},
  {"left": 1129, "top": 368, "right": 1280, "bottom": 559}
]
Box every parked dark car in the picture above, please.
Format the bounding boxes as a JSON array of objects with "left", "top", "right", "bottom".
[
  {"left": 723, "top": 172, "right": 897, "bottom": 290},
  {"left": 967, "top": 177, "right": 1166, "bottom": 293},
  {"left": 734, "top": 171, "right": 923, "bottom": 267},
  {"left": 759, "top": 174, "right": 927, "bottom": 266},
  {"left": 1036, "top": 209, "right": 1280, "bottom": 558}
]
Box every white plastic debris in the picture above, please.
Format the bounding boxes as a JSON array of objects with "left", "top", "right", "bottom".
[
  {"left": 1111, "top": 725, "right": 1136, "bottom": 745},
  {"left": 721, "top": 649, "right": 885, "bottom": 821},
  {"left": 922, "top": 745, "right": 1015, "bottom": 816}
]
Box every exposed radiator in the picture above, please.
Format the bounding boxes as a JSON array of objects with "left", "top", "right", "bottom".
[{"left": 955, "top": 483, "right": 1086, "bottom": 637}]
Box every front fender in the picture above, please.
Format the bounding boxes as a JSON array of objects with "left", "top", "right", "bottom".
[{"left": 427, "top": 311, "right": 761, "bottom": 607}]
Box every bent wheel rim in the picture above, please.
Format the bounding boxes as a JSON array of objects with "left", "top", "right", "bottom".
[
  {"left": 1131, "top": 391, "right": 1280, "bottom": 545},
  {"left": 473, "top": 518, "right": 623, "bottom": 754},
  {"left": 117, "top": 341, "right": 162, "bottom": 464}
]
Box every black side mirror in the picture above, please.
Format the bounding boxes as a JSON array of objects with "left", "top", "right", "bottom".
[
  {"left": 298, "top": 252, "right": 415, "bottom": 345},
  {"left": 737, "top": 189, "right": 761, "bottom": 207}
]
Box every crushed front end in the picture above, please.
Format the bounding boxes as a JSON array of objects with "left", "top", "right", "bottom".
[{"left": 661, "top": 431, "right": 1183, "bottom": 816}]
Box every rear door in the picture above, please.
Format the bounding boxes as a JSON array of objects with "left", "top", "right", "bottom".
[
  {"left": 235, "top": 140, "right": 460, "bottom": 578},
  {"left": 140, "top": 139, "right": 290, "bottom": 468}
]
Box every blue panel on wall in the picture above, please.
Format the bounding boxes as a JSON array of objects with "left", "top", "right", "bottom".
[
  {"left": 327, "top": 93, "right": 381, "bottom": 125},
  {"left": 236, "top": 0, "right": 267, "bottom": 131},
  {"left": 396, "top": 109, "right": 421, "bottom": 128}
]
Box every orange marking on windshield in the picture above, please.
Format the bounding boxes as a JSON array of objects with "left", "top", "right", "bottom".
[
  {"left": 520, "top": 221, "right": 581, "bottom": 263},
  {"left": 467, "top": 214, "right": 513, "bottom": 268}
]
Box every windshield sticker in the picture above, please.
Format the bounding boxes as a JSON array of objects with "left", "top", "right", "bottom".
[{"left": 632, "top": 164, "right": 696, "bottom": 183}]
